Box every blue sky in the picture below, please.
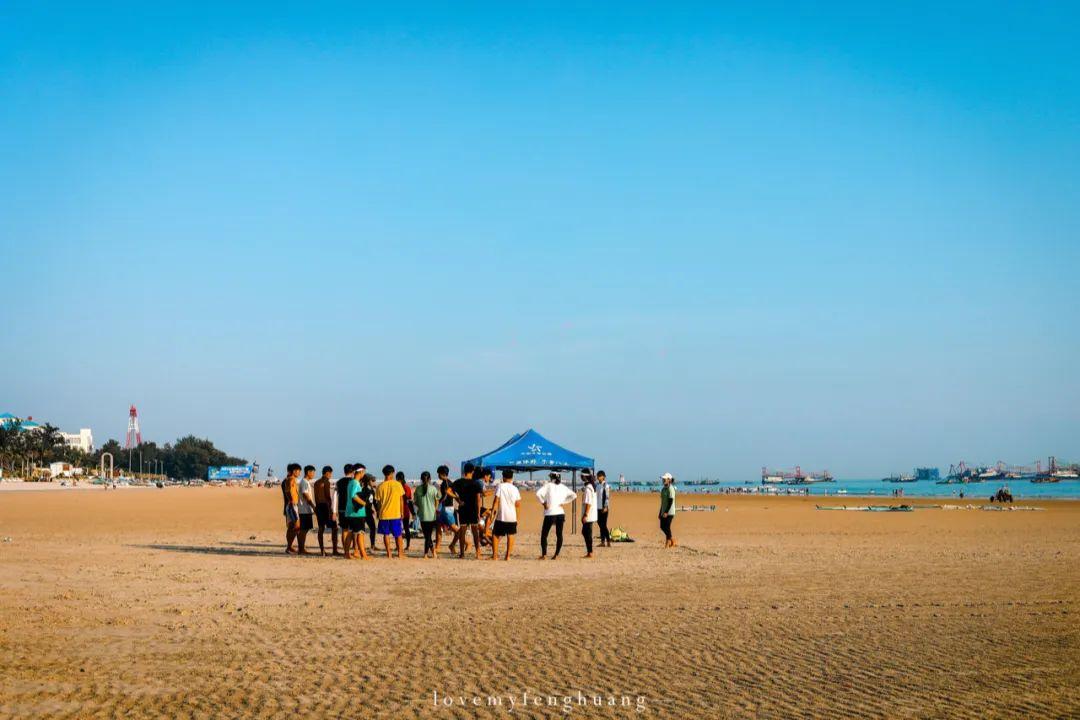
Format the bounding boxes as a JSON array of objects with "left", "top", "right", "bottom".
[{"left": 2, "top": 2, "right": 1078, "bottom": 479}]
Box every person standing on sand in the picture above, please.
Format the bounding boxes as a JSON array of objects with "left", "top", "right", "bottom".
[
  {"left": 436, "top": 465, "right": 460, "bottom": 556},
  {"left": 414, "top": 471, "right": 440, "bottom": 558},
  {"left": 296, "top": 465, "right": 318, "bottom": 555},
  {"left": 375, "top": 465, "right": 405, "bottom": 559},
  {"left": 536, "top": 472, "right": 576, "bottom": 560},
  {"left": 596, "top": 470, "right": 612, "bottom": 547},
  {"left": 357, "top": 467, "right": 378, "bottom": 551},
  {"left": 478, "top": 467, "right": 494, "bottom": 511},
  {"left": 314, "top": 465, "right": 340, "bottom": 556},
  {"left": 342, "top": 466, "right": 370, "bottom": 560},
  {"left": 281, "top": 463, "right": 301, "bottom": 554},
  {"left": 397, "top": 471, "right": 414, "bottom": 551},
  {"left": 659, "top": 472, "right": 677, "bottom": 548},
  {"left": 581, "top": 470, "right": 597, "bottom": 558},
  {"left": 453, "top": 463, "right": 486, "bottom": 559},
  {"left": 335, "top": 464, "right": 354, "bottom": 549},
  {"left": 490, "top": 469, "right": 521, "bottom": 561}
]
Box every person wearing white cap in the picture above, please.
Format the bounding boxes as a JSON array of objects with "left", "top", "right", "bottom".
[
  {"left": 535, "top": 471, "right": 576, "bottom": 560},
  {"left": 659, "top": 472, "right": 677, "bottom": 548}
]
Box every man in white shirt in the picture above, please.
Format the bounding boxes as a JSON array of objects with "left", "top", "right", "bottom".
[
  {"left": 581, "top": 469, "right": 598, "bottom": 558},
  {"left": 297, "top": 465, "right": 318, "bottom": 556},
  {"left": 535, "top": 471, "right": 576, "bottom": 560},
  {"left": 489, "top": 469, "right": 522, "bottom": 561}
]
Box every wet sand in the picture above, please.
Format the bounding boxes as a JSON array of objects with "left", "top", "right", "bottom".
[{"left": 0, "top": 487, "right": 1077, "bottom": 719}]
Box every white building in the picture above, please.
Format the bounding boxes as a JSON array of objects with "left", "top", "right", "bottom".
[
  {"left": 61, "top": 428, "right": 94, "bottom": 453},
  {"left": 49, "top": 461, "right": 82, "bottom": 478}
]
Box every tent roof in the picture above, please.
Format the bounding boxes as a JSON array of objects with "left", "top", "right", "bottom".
[{"left": 462, "top": 428, "right": 595, "bottom": 473}]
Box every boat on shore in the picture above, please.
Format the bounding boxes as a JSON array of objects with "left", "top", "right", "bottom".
[{"left": 816, "top": 504, "right": 913, "bottom": 512}]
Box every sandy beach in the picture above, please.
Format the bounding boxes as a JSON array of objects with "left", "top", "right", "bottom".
[{"left": 0, "top": 486, "right": 1076, "bottom": 719}]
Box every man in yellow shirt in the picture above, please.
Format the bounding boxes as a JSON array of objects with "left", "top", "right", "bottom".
[{"left": 375, "top": 464, "right": 405, "bottom": 559}]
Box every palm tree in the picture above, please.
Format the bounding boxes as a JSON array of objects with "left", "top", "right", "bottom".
[{"left": 30, "top": 423, "right": 66, "bottom": 468}]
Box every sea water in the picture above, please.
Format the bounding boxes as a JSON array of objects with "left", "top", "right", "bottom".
[{"left": 618, "top": 478, "right": 1080, "bottom": 499}]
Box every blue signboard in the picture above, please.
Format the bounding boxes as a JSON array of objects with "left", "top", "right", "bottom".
[{"left": 207, "top": 465, "right": 254, "bottom": 480}]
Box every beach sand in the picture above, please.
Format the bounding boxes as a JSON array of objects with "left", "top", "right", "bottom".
[{"left": 0, "top": 486, "right": 1076, "bottom": 719}]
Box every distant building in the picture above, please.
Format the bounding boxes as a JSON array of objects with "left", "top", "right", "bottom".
[
  {"left": 49, "top": 461, "right": 82, "bottom": 478},
  {"left": 0, "top": 413, "right": 42, "bottom": 432},
  {"left": 2, "top": 413, "right": 94, "bottom": 452},
  {"left": 61, "top": 428, "right": 95, "bottom": 453}
]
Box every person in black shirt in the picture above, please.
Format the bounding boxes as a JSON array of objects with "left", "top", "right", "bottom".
[
  {"left": 335, "top": 464, "right": 355, "bottom": 557},
  {"left": 359, "top": 471, "right": 377, "bottom": 551},
  {"left": 435, "top": 465, "right": 460, "bottom": 556},
  {"left": 335, "top": 463, "right": 354, "bottom": 519},
  {"left": 452, "top": 463, "right": 488, "bottom": 559}
]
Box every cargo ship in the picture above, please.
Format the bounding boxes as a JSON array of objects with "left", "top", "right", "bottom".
[
  {"left": 937, "top": 461, "right": 1002, "bottom": 484},
  {"left": 761, "top": 466, "right": 834, "bottom": 485},
  {"left": 1033, "top": 456, "right": 1079, "bottom": 483}
]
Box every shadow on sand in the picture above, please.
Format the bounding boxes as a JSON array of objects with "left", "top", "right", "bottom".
[{"left": 132, "top": 543, "right": 286, "bottom": 558}]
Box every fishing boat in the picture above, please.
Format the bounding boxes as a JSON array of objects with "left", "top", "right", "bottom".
[{"left": 882, "top": 473, "right": 916, "bottom": 483}]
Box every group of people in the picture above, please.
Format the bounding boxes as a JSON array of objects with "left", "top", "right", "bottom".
[{"left": 280, "top": 462, "right": 678, "bottom": 559}]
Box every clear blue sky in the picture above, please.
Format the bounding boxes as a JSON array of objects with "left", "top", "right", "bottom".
[{"left": 2, "top": 2, "right": 1078, "bottom": 479}]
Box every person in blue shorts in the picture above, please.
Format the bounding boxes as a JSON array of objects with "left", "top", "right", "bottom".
[{"left": 375, "top": 464, "right": 405, "bottom": 559}]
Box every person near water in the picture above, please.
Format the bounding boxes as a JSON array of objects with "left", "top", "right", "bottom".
[
  {"left": 436, "top": 465, "right": 460, "bottom": 556},
  {"left": 452, "top": 463, "right": 486, "bottom": 559},
  {"left": 375, "top": 464, "right": 405, "bottom": 559},
  {"left": 414, "top": 471, "right": 440, "bottom": 558},
  {"left": 296, "top": 465, "right": 317, "bottom": 555},
  {"left": 489, "top": 469, "right": 521, "bottom": 561},
  {"left": 596, "top": 470, "right": 612, "bottom": 547},
  {"left": 342, "top": 466, "right": 370, "bottom": 560},
  {"left": 396, "top": 470, "right": 414, "bottom": 551},
  {"left": 313, "top": 465, "right": 340, "bottom": 556},
  {"left": 581, "top": 470, "right": 597, "bottom": 558},
  {"left": 281, "top": 463, "right": 301, "bottom": 554},
  {"left": 535, "top": 471, "right": 576, "bottom": 560},
  {"left": 659, "top": 472, "right": 677, "bottom": 548}
]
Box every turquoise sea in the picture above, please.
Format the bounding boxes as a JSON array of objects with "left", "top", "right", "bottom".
[{"left": 617, "top": 477, "right": 1080, "bottom": 500}]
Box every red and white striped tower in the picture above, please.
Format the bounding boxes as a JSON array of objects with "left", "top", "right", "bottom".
[{"left": 125, "top": 405, "right": 142, "bottom": 448}]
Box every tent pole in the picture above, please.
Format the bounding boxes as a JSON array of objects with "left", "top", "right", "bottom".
[{"left": 572, "top": 469, "right": 578, "bottom": 535}]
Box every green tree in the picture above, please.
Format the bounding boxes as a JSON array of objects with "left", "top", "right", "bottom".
[
  {"left": 166, "top": 435, "right": 246, "bottom": 480},
  {"left": 0, "top": 421, "right": 21, "bottom": 474}
]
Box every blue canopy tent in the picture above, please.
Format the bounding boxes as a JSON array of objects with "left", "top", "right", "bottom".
[{"left": 462, "top": 428, "right": 595, "bottom": 534}]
